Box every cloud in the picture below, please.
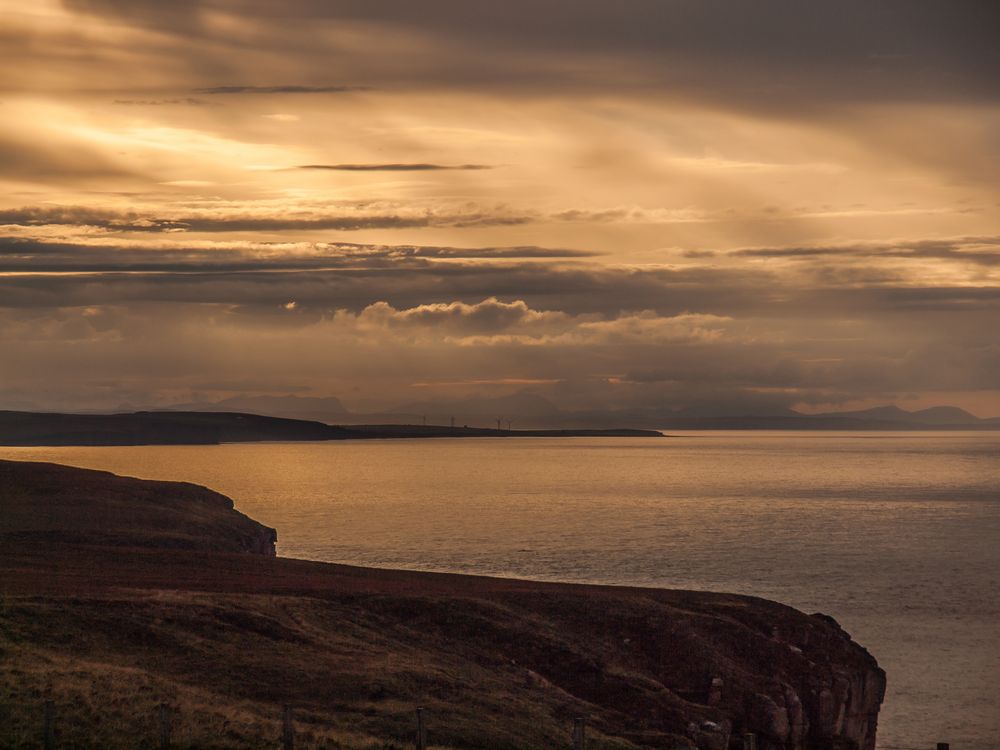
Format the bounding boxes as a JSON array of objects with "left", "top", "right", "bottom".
[
  {"left": 194, "top": 85, "right": 369, "bottom": 94},
  {"left": 3, "top": 2, "right": 997, "bottom": 417},
  {"left": 15, "top": 202, "right": 984, "bottom": 240},
  {"left": 0, "top": 236, "right": 593, "bottom": 276},
  {"left": 354, "top": 298, "right": 567, "bottom": 336},
  {"left": 733, "top": 236, "right": 1000, "bottom": 266},
  {"left": 113, "top": 98, "right": 210, "bottom": 106},
  {"left": 296, "top": 163, "right": 494, "bottom": 171},
  {"left": 553, "top": 311, "right": 733, "bottom": 345},
  {"left": 323, "top": 299, "right": 736, "bottom": 350},
  {"left": 0, "top": 244, "right": 768, "bottom": 315},
  {"left": 0, "top": 204, "right": 535, "bottom": 233},
  {"left": 2, "top": 291, "right": 997, "bottom": 416},
  {"left": 2, "top": 223, "right": 997, "bottom": 335},
  {"left": 2, "top": 232, "right": 997, "bottom": 325},
  {"left": 56, "top": 0, "right": 1000, "bottom": 110}
]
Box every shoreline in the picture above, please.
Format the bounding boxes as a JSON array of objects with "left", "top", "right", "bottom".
[{"left": 1, "top": 458, "right": 885, "bottom": 749}]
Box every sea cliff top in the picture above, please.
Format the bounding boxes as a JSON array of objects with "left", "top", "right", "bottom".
[{"left": 0, "top": 459, "right": 883, "bottom": 750}]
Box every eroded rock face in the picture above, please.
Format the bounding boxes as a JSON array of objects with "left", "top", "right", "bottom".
[
  {"left": 480, "top": 592, "right": 886, "bottom": 750},
  {"left": 0, "top": 459, "right": 277, "bottom": 556},
  {"left": 701, "top": 612, "right": 885, "bottom": 750}
]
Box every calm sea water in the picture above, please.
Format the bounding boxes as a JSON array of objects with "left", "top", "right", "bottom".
[{"left": 3, "top": 431, "right": 998, "bottom": 750}]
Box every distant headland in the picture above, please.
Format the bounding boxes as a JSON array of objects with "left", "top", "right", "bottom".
[{"left": 0, "top": 410, "right": 662, "bottom": 446}]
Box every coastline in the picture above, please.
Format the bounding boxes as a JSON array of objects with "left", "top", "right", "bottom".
[{"left": 1, "top": 459, "right": 885, "bottom": 749}]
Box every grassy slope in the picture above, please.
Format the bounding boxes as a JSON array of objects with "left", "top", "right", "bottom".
[{"left": 0, "top": 459, "right": 276, "bottom": 554}]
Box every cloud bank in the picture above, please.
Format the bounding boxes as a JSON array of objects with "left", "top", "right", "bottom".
[{"left": 0, "top": 0, "right": 996, "bottom": 416}]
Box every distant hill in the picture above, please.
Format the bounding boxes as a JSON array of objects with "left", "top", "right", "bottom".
[
  {"left": 0, "top": 410, "right": 660, "bottom": 446},
  {"left": 0, "top": 410, "right": 351, "bottom": 446},
  {"left": 0, "top": 459, "right": 276, "bottom": 554},
  {"left": 433, "top": 403, "right": 998, "bottom": 431},
  {"left": 806, "top": 405, "right": 982, "bottom": 425},
  {"left": 649, "top": 404, "right": 997, "bottom": 430},
  {"left": 350, "top": 395, "right": 997, "bottom": 431}
]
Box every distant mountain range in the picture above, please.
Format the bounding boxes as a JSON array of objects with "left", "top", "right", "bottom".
[
  {"left": 805, "top": 405, "right": 988, "bottom": 425},
  {"left": 28, "top": 394, "right": 1000, "bottom": 432}
]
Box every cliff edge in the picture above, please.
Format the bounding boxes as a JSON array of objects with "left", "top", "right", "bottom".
[
  {"left": 0, "top": 459, "right": 276, "bottom": 555},
  {"left": 0, "top": 460, "right": 884, "bottom": 749}
]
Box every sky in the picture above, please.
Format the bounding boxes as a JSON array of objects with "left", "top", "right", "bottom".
[{"left": 2, "top": 0, "right": 999, "bottom": 417}]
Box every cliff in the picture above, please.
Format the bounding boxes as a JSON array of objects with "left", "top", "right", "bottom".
[
  {"left": 0, "top": 459, "right": 276, "bottom": 555},
  {"left": 0, "top": 461, "right": 883, "bottom": 749}
]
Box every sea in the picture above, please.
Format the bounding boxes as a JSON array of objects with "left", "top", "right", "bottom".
[{"left": 3, "top": 431, "right": 998, "bottom": 750}]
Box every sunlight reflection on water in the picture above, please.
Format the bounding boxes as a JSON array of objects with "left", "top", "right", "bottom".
[{"left": 4, "top": 431, "right": 998, "bottom": 750}]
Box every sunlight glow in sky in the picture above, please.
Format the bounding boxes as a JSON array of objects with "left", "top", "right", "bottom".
[{"left": 2, "top": 1, "right": 998, "bottom": 416}]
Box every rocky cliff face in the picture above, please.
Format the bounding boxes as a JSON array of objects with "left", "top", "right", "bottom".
[
  {"left": 694, "top": 611, "right": 886, "bottom": 750},
  {"left": 443, "top": 588, "right": 886, "bottom": 750},
  {"left": 0, "top": 459, "right": 276, "bottom": 555}
]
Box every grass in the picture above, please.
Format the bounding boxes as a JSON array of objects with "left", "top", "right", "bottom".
[{"left": 0, "top": 590, "right": 647, "bottom": 749}]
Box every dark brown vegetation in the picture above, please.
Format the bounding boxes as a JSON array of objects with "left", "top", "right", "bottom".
[
  {"left": 0, "top": 460, "right": 883, "bottom": 749},
  {"left": 0, "top": 460, "right": 276, "bottom": 555}
]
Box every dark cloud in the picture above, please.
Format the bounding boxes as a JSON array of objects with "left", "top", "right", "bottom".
[
  {"left": 3, "top": 244, "right": 998, "bottom": 343},
  {"left": 141, "top": 214, "right": 533, "bottom": 232},
  {"left": 2, "top": 229, "right": 998, "bottom": 412},
  {"left": 296, "top": 164, "right": 494, "bottom": 171},
  {"left": 3, "top": 224, "right": 996, "bottom": 347},
  {"left": 2, "top": 290, "right": 997, "bottom": 415},
  {"left": 409, "top": 245, "right": 592, "bottom": 259},
  {"left": 0, "top": 237, "right": 592, "bottom": 275},
  {"left": 60, "top": 0, "right": 1000, "bottom": 109},
  {"left": 0, "top": 256, "right": 763, "bottom": 313},
  {"left": 194, "top": 85, "right": 369, "bottom": 94},
  {"left": 7, "top": 2, "right": 999, "bottom": 415},
  {"left": 0, "top": 206, "right": 125, "bottom": 227},
  {"left": 61, "top": 0, "right": 203, "bottom": 31},
  {"left": 733, "top": 237, "right": 1000, "bottom": 266},
  {"left": 113, "top": 98, "right": 210, "bottom": 106},
  {"left": 0, "top": 205, "right": 534, "bottom": 233}
]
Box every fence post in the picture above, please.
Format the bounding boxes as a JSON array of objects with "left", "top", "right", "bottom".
[
  {"left": 43, "top": 700, "right": 55, "bottom": 750},
  {"left": 743, "top": 733, "right": 758, "bottom": 750},
  {"left": 282, "top": 704, "right": 294, "bottom": 750},
  {"left": 573, "top": 716, "right": 586, "bottom": 750},
  {"left": 415, "top": 706, "right": 427, "bottom": 750},
  {"left": 158, "top": 703, "right": 171, "bottom": 749}
]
